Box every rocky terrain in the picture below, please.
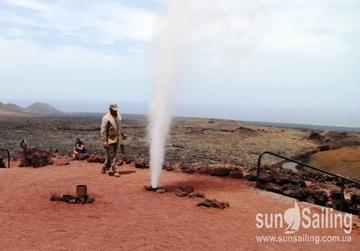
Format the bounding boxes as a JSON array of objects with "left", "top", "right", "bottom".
[
  {"left": 1, "top": 115, "right": 359, "bottom": 166},
  {"left": 0, "top": 115, "right": 359, "bottom": 214},
  {"left": 0, "top": 115, "right": 312, "bottom": 162}
]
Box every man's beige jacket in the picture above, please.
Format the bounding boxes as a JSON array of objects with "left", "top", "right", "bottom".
[{"left": 101, "top": 112, "right": 122, "bottom": 144}]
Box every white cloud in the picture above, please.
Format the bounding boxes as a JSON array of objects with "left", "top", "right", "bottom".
[
  {"left": 187, "top": 0, "right": 358, "bottom": 58},
  {"left": 2, "top": 0, "right": 158, "bottom": 44},
  {"left": 2, "top": 0, "right": 357, "bottom": 57},
  {"left": 262, "top": 31, "right": 347, "bottom": 56},
  {"left": 0, "top": 38, "right": 125, "bottom": 71},
  {"left": 5, "top": 0, "right": 52, "bottom": 13},
  {"left": 0, "top": 36, "right": 150, "bottom": 103}
]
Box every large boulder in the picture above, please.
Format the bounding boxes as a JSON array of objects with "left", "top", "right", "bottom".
[{"left": 19, "top": 147, "right": 54, "bottom": 168}]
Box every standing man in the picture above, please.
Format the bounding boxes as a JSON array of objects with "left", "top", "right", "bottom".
[{"left": 101, "top": 103, "right": 126, "bottom": 177}]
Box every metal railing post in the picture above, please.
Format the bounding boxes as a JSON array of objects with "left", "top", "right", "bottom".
[
  {"left": 0, "top": 148, "right": 10, "bottom": 168},
  {"left": 256, "top": 153, "right": 262, "bottom": 188},
  {"left": 340, "top": 178, "right": 345, "bottom": 211}
]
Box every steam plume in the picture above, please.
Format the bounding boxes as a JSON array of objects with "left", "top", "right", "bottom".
[{"left": 148, "top": 1, "right": 191, "bottom": 188}]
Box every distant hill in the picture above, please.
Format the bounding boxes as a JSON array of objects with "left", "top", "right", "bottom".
[
  {"left": 26, "top": 102, "right": 62, "bottom": 115},
  {"left": 3, "top": 103, "right": 24, "bottom": 112},
  {"left": 0, "top": 102, "right": 63, "bottom": 116}
]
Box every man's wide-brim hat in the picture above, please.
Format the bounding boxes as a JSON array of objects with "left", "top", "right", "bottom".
[{"left": 109, "top": 103, "right": 118, "bottom": 111}]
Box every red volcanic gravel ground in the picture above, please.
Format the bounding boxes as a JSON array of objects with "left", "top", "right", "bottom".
[{"left": 0, "top": 161, "right": 359, "bottom": 251}]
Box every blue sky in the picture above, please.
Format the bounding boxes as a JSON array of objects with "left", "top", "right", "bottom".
[{"left": 0, "top": 0, "right": 359, "bottom": 127}]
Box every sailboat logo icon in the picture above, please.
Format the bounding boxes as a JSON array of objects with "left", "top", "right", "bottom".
[{"left": 284, "top": 201, "right": 301, "bottom": 234}]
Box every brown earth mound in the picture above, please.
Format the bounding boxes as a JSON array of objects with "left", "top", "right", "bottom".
[{"left": 304, "top": 146, "right": 360, "bottom": 181}]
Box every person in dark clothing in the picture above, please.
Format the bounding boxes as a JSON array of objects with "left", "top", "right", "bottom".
[{"left": 72, "top": 138, "right": 89, "bottom": 160}]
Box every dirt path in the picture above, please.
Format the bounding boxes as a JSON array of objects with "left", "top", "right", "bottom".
[{"left": 0, "top": 161, "right": 359, "bottom": 250}]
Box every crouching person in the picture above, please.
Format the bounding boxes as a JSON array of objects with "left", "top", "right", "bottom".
[
  {"left": 100, "top": 103, "right": 126, "bottom": 177},
  {"left": 72, "top": 137, "right": 89, "bottom": 160}
]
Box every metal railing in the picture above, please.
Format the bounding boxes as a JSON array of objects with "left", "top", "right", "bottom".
[
  {"left": 0, "top": 148, "right": 10, "bottom": 168},
  {"left": 257, "top": 151, "right": 360, "bottom": 211}
]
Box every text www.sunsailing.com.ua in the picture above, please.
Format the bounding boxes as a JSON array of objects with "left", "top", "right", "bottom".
[{"left": 256, "top": 234, "right": 352, "bottom": 244}]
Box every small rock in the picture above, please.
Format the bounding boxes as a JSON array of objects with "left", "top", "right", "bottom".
[
  {"left": 87, "top": 154, "right": 105, "bottom": 163},
  {"left": 314, "top": 145, "right": 331, "bottom": 152},
  {"left": 156, "top": 188, "right": 167, "bottom": 194},
  {"left": 175, "top": 185, "right": 195, "bottom": 197},
  {"left": 164, "top": 164, "right": 175, "bottom": 171},
  {"left": 179, "top": 163, "right": 195, "bottom": 174},
  {"left": 123, "top": 155, "right": 134, "bottom": 164},
  {"left": 211, "top": 167, "right": 230, "bottom": 177},
  {"left": 229, "top": 169, "right": 243, "bottom": 178},
  {"left": 188, "top": 192, "right": 206, "bottom": 198},
  {"left": 282, "top": 184, "right": 309, "bottom": 201},
  {"left": 308, "top": 188, "right": 328, "bottom": 206},
  {"left": 144, "top": 185, "right": 167, "bottom": 193},
  {"left": 198, "top": 166, "right": 212, "bottom": 175},
  {"left": 330, "top": 187, "right": 343, "bottom": 200},
  {"left": 197, "top": 199, "right": 230, "bottom": 209},
  {"left": 244, "top": 171, "right": 257, "bottom": 181},
  {"left": 353, "top": 222, "right": 360, "bottom": 230},
  {"left": 50, "top": 194, "right": 95, "bottom": 204},
  {"left": 144, "top": 185, "right": 157, "bottom": 192},
  {"left": 135, "top": 159, "right": 149, "bottom": 169},
  {"left": 262, "top": 182, "right": 283, "bottom": 194},
  {"left": 272, "top": 170, "right": 305, "bottom": 186}
]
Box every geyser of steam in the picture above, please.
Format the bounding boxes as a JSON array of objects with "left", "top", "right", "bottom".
[{"left": 148, "top": 1, "right": 191, "bottom": 188}]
